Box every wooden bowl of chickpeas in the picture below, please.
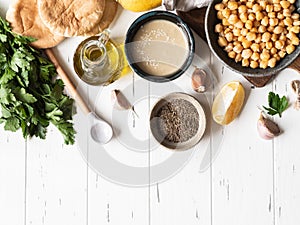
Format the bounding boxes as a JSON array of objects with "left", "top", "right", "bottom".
[{"left": 205, "top": 0, "right": 300, "bottom": 76}]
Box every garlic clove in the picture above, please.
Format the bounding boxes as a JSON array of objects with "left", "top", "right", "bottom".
[
  {"left": 191, "top": 68, "right": 208, "bottom": 93},
  {"left": 111, "top": 89, "right": 132, "bottom": 110},
  {"left": 257, "top": 113, "right": 281, "bottom": 140}
]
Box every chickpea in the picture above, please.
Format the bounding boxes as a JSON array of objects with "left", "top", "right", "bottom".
[
  {"left": 246, "top": 32, "right": 256, "bottom": 41},
  {"left": 225, "top": 43, "right": 234, "bottom": 52},
  {"left": 228, "top": 14, "right": 239, "bottom": 24},
  {"left": 288, "top": 0, "right": 296, "bottom": 3},
  {"left": 255, "top": 34, "right": 262, "bottom": 43},
  {"left": 271, "top": 47, "right": 277, "bottom": 55},
  {"left": 217, "top": 11, "right": 224, "bottom": 20},
  {"left": 260, "top": 60, "right": 268, "bottom": 69},
  {"left": 215, "top": 3, "right": 225, "bottom": 10},
  {"left": 268, "top": 58, "right": 277, "bottom": 68},
  {"left": 274, "top": 26, "right": 284, "bottom": 34},
  {"left": 250, "top": 60, "right": 259, "bottom": 68},
  {"left": 228, "top": 51, "right": 237, "bottom": 58},
  {"left": 242, "top": 58, "right": 250, "bottom": 67},
  {"left": 222, "top": 18, "right": 230, "bottom": 26},
  {"left": 283, "top": 17, "right": 293, "bottom": 26},
  {"left": 225, "top": 32, "right": 234, "bottom": 42},
  {"left": 242, "top": 40, "right": 252, "bottom": 48},
  {"left": 273, "top": 3, "right": 282, "bottom": 12},
  {"left": 271, "top": 34, "right": 278, "bottom": 42},
  {"left": 240, "top": 13, "right": 248, "bottom": 23},
  {"left": 228, "top": 1, "right": 239, "bottom": 10},
  {"left": 278, "top": 50, "right": 286, "bottom": 58},
  {"left": 251, "top": 52, "right": 260, "bottom": 61},
  {"left": 291, "top": 36, "right": 300, "bottom": 45},
  {"left": 256, "top": 12, "right": 264, "bottom": 21},
  {"left": 268, "top": 12, "right": 276, "bottom": 18},
  {"left": 235, "top": 20, "right": 244, "bottom": 29},
  {"left": 258, "top": 25, "right": 267, "bottom": 33},
  {"left": 251, "top": 43, "right": 260, "bottom": 52},
  {"left": 260, "top": 42, "right": 266, "bottom": 49},
  {"left": 286, "top": 44, "right": 295, "bottom": 54},
  {"left": 245, "top": 20, "right": 253, "bottom": 29},
  {"left": 260, "top": 50, "right": 271, "bottom": 60},
  {"left": 267, "top": 26, "right": 275, "bottom": 32},
  {"left": 241, "top": 28, "right": 248, "bottom": 36},
  {"left": 250, "top": 27, "right": 258, "bottom": 33},
  {"left": 248, "top": 13, "right": 256, "bottom": 21},
  {"left": 289, "top": 5, "right": 296, "bottom": 11},
  {"left": 241, "top": 49, "right": 253, "bottom": 59},
  {"left": 261, "top": 16, "right": 269, "bottom": 26},
  {"left": 266, "top": 41, "right": 273, "bottom": 49},
  {"left": 290, "top": 26, "right": 300, "bottom": 34},
  {"left": 291, "top": 13, "right": 300, "bottom": 20},
  {"left": 222, "top": 8, "right": 231, "bottom": 18},
  {"left": 233, "top": 44, "right": 243, "bottom": 53},
  {"left": 269, "top": 18, "right": 279, "bottom": 26},
  {"left": 275, "top": 40, "right": 285, "bottom": 49},
  {"left": 280, "top": 1, "right": 291, "bottom": 9},
  {"left": 238, "top": 36, "right": 245, "bottom": 42},
  {"left": 293, "top": 21, "right": 300, "bottom": 26},
  {"left": 224, "top": 28, "right": 231, "bottom": 34},
  {"left": 253, "top": 4, "right": 262, "bottom": 12},
  {"left": 235, "top": 53, "right": 242, "bottom": 62},
  {"left": 283, "top": 9, "right": 292, "bottom": 17},
  {"left": 238, "top": 5, "right": 248, "bottom": 13},
  {"left": 260, "top": 0, "right": 268, "bottom": 9},
  {"left": 262, "top": 32, "right": 272, "bottom": 42},
  {"left": 215, "top": 24, "right": 224, "bottom": 33},
  {"left": 233, "top": 28, "right": 241, "bottom": 36},
  {"left": 218, "top": 36, "right": 228, "bottom": 47},
  {"left": 246, "top": 2, "right": 254, "bottom": 9},
  {"left": 254, "top": 20, "right": 261, "bottom": 27},
  {"left": 266, "top": 4, "right": 274, "bottom": 12}
]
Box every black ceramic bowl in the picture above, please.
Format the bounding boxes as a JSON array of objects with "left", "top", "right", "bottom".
[
  {"left": 125, "top": 11, "right": 195, "bottom": 82},
  {"left": 205, "top": 0, "right": 300, "bottom": 77}
]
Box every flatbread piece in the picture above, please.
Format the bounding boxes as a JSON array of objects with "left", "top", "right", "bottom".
[
  {"left": 84, "top": 0, "right": 118, "bottom": 36},
  {"left": 38, "top": 0, "right": 106, "bottom": 37},
  {"left": 6, "top": 0, "right": 64, "bottom": 49}
]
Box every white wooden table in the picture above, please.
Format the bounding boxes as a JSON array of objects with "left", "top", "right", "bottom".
[{"left": 1, "top": 1, "right": 300, "bottom": 225}]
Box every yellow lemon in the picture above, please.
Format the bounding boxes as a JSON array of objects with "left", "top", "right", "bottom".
[
  {"left": 117, "top": 0, "right": 162, "bottom": 12},
  {"left": 212, "top": 81, "right": 245, "bottom": 125}
]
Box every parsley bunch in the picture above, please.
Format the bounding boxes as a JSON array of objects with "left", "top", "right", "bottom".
[
  {"left": 0, "top": 17, "right": 75, "bottom": 145},
  {"left": 263, "top": 91, "right": 289, "bottom": 118}
]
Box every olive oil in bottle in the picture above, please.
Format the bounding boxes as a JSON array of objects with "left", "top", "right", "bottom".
[{"left": 73, "top": 30, "right": 129, "bottom": 86}]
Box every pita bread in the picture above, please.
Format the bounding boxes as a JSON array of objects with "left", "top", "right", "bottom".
[
  {"left": 84, "top": 0, "right": 118, "bottom": 36},
  {"left": 38, "top": 0, "right": 106, "bottom": 37},
  {"left": 6, "top": 0, "right": 64, "bottom": 49}
]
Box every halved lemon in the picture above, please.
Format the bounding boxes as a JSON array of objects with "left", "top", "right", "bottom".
[{"left": 212, "top": 81, "right": 245, "bottom": 125}]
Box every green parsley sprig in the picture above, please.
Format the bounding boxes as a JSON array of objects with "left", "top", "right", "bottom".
[
  {"left": 263, "top": 91, "right": 289, "bottom": 118},
  {"left": 0, "top": 16, "right": 75, "bottom": 144}
]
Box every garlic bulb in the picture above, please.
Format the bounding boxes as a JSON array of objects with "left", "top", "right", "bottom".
[
  {"left": 191, "top": 68, "right": 208, "bottom": 93},
  {"left": 257, "top": 113, "right": 281, "bottom": 140}
]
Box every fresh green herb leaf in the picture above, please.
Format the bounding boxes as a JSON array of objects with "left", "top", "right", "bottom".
[
  {"left": 0, "top": 16, "right": 76, "bottom": 145},
  {"left": 263, "top": 91, "right": 289, "bottom": 117}
]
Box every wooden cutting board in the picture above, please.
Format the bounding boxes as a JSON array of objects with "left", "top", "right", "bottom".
[{"left": 177, "top": 8, "right": 300, "bottom": 87}]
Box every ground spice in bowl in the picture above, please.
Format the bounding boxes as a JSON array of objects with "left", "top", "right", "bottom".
[
  {"left": 150, "top": 92, "right": 206, "bottom": 150},
  {"left": 157, "top": 99, "right": 199, "bottom": 143}
]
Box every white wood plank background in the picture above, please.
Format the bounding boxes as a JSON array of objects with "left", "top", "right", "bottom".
[{"left": 1, "top": 1, "right": 300, "bottom": 225}]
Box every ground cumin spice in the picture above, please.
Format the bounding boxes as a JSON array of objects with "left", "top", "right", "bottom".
[{"left": 157, "top": 98, "right": 199, "bottom": 143}]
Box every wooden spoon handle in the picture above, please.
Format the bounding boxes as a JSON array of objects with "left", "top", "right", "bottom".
[{"left": 45, "top": 49, "right": 91, "bottom": 115}]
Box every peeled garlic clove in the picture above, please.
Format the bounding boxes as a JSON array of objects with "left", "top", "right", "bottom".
[
  {"left": 257, "top": 113, "right": 281, "bottom": 140},
  {"left": 191, "top": 68, "right": 208, "bottom": 93},
  {"left": 111, "top": 89, "right": 132, "bottom": 110}
]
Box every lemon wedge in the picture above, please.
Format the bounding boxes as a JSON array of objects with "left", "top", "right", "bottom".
[
  {"left": 212, "top": 81, "right": 245, "bottom": 125},
  {"left": 117, "top": 0, "right": 162, "bottom": 12}
]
